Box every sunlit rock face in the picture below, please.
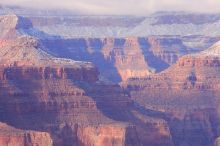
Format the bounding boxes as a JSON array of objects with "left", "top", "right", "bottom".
[{"left": 0, "top": 122, "right": 53, "bottom": 146}]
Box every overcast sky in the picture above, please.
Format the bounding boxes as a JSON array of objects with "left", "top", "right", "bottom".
[{"left": 1, "top": 0, "right": 220, "bottom": 15}]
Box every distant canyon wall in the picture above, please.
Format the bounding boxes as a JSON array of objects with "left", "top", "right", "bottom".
[{"left": 41, "top": 36, "right": 194, "bottom": 82}]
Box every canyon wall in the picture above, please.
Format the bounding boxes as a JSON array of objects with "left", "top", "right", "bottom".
[
  {"left": 0, "top": 122, "right": 52, "bottom": 146},
  {"left": 1, "top": 13, "right": 220, "bottom": 146},
  {"left": 0, "top": 15, "right": 175, "bottom": 146},
  {"left": 0, "top": 67, "right": 175, "bottom": 146},
  {"left": 41, "top": 36, "right": 189, "bottom": 82},
  {"left": 40, "top": 35, "right": 219, "bottom": 82},
  {"left": 123, "top": 43, "right": 220, "bottom": 146}
]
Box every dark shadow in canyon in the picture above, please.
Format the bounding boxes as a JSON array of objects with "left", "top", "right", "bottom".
[
  {"left": 138, "top": 38, "right": 170, "bottom": 72},
  {"left": 15, "top": 15, "right": 122, "bottom": 82},
  {"left": 40, "top": 38, "right": 122, "bottom": 83}
]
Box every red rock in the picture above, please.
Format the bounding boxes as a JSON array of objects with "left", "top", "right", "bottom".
[
  {"left": 124, "top": 41, "right": 220, "bottom": 146},
  {"left": 42, "top": 36, "right": 188, "bottom": 82},
  {"left": 0, "top": 15, "right": 174, "bottom": 146},
  {"left": 0, "top": 122, "right": 52, "bottom": 146}
]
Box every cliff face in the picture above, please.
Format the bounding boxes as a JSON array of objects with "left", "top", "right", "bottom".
[
  {"left": 0, "top": 122, "right": 52, "bottom": 146},
  {"left": 0, "top": 15, "right": 175, "bottom": 146},
  {"left": 101, "top": 37, "right": 151, "bottom": 81},
  {"left": 3, "top": 13, "right": 220, "bottom": 146},
  {"left": 0, "top": 14, "right": 32, "bottom": 39},
  {"left": 0, "top": 76, "right": 174, "bottom": 146},
  {"left": 3, "top": 14, "right": 218, "bottom": 83},
  {"left": 0, "top": 68, "right": 175, "bottom": 146},
  {"left": 41, "top": 36, "right": 189, "bottom": 82},
  {"left": 0, "top": 36, "right": 99, "bottom": 82},
  {"left": 123, "top": 41, "right": 220, "bottom": 146}
]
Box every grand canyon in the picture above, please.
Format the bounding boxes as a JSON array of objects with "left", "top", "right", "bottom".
[{"left": 1, "top": 3, "right": 220, "bottom": 146}]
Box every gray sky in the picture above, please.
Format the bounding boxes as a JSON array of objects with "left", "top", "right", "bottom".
[{"left": 1, "top": 0, "right": 220, "bottom": 15}]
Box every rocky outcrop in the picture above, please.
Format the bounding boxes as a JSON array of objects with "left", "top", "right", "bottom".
[
  {"left": 0, "top": 36, "right": 99, "bottom": 82},
  {"left": 0, "top": 14, "right": 32, "bottom": 39},
  {"left": 0, "top": 122, "right": 52, "bottom": 146},
  {"left": 76, "top": 122, "right": 173, "bottom": 146},
  {"left": 75, "top": 124, "right": 135, "bottom": 146},
  {"left": 101, "top": 37, "right": 151, "bottom": 81},
  {"left": 146, "top": 37, "right": 187, "bottom": 65}
]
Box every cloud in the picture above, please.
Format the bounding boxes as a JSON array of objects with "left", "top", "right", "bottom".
[{"left": 1, "top": 0, "right": 220, "bottom": 15}]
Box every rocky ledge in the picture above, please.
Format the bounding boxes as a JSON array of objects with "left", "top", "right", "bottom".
[{"left": 0, "top": 122, "right": 52, "bottom": 146}]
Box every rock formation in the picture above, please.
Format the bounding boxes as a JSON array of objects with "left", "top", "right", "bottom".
[
  {"left": 2, "top": 13, "right": 219, "bottom": 83},
  {"left": 0, "top": 122, "right": 52, "bottom": 146},
  {"left": 2, "top": 11, "right": 220, "bottom": 146},
  {"left": 123, "top": 40, "right": 220, "bottom": 146},
  {"left": 41, "top": 36, "right": 190, "bottom": 82},
  {"left": 0, "top": 14, "right": 32, "bottom": 39},
  {"left": 0, "top": 14, "right": 174, "bottom": 146}
]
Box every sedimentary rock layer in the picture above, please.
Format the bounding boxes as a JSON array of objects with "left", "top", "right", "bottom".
[
  {"left": 0, "top": 122, "right": 52, "bottom": 146},
  {"left": 0, "top": 14, "right": 174, "bottom": 146},
  {"left": 123, "top": 41, "right": 220, "bottom": 146}
]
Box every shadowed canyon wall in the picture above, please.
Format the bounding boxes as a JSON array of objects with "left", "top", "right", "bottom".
[
  {"left": 40, "top": 35, "right": 220, "bottom": 82},
  {"left": 41, "top": 37, "right": 188, "bottom": 82}
]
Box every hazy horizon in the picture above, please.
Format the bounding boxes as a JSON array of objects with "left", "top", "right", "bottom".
[{"left": 1, "top": 0, "right": 220, "bottom": 16}]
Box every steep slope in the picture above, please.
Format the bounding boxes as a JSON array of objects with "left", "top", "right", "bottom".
[
  {"left": 0, "top": 14, "right": 98, "bottom": 82},
  {"left": 0, "top": 14, "right": 32, "bottom": 39},
  {"left": 0, "top": 36, "right": 98, "bottom": 82},
  {"left": 124, "top": 41, "right": 220, "bottom": 146},
  {"left": 199, "top": 41, "right": 220, "bottom": 56}
]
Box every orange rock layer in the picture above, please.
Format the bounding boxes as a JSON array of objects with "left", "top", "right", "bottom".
[{"left": 0, "top": 122, "right": 52, "bottom": 146}]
